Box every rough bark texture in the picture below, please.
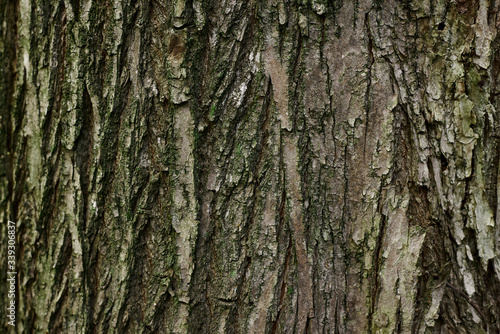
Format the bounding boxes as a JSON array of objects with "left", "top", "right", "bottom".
[{"left": 2, "top": 0, "right": 500, "bottom": 333}]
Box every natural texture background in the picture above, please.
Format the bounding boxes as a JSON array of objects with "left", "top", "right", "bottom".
[{"left": 2, "top": 0, "right": 500, "bottom": 333}]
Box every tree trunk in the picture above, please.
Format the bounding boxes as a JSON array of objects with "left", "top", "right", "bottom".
[{"left": 2, "top": 0, "right": 500, "bottom": 333}]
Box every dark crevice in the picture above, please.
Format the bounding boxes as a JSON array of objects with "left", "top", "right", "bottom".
[
  {"left": 445, "top": 281, "right": 489, "bottom": 329},
  {"left": 367, "top": 212, "right": 386, "bottom": 333},
  {"left": 75, "top": 83, "right": 93, "bottom": 233},
  {"left": 363, "top": 11, "right": 374, "bottom": 157}
]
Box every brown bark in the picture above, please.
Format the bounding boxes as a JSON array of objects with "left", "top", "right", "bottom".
[{"left": 1, "top": 0, "right": 500, "bottom": 333}]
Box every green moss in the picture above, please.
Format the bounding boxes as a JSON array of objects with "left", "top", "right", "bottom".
[{"left": 210, "top": 104, "right": 216, "bottom": 118}]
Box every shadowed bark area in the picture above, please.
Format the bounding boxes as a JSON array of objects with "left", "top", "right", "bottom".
[{"left": 2, "top": 0, "right": 500, "bottom": 333}]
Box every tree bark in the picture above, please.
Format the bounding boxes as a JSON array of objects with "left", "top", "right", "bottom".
[{"left": 2, "top": 0, "right": 500, "bottom": 333}]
